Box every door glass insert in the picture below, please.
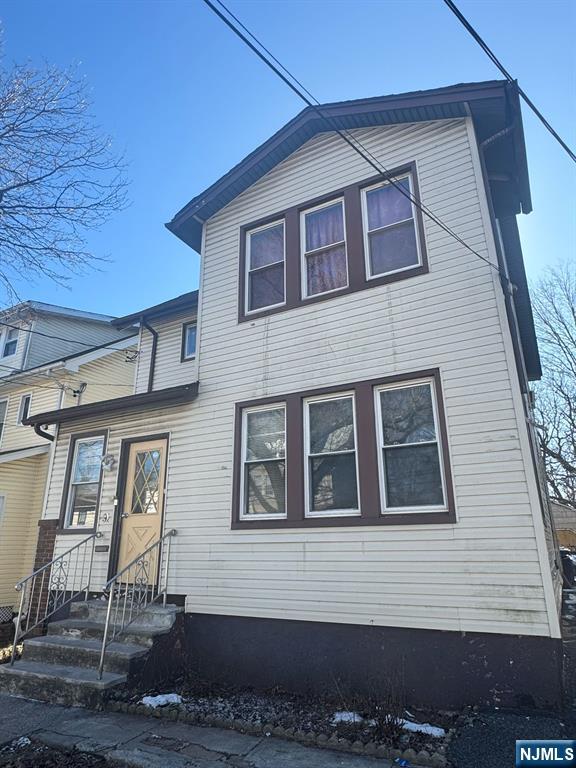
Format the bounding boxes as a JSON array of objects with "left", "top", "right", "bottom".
[{"left": 130, "top": 449, "right": 162, "bottom": 515}]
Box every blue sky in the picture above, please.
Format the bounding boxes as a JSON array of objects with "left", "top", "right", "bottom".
[{"left": 2, "top": 0, "right": 575, "bottom": 317}]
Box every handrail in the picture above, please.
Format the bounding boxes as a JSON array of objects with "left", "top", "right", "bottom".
[
  {"left": 98, "top": 529, "right": 176, "bottom": 679},
  {"left": 11, "top": 531, "right": 103, "bottom": 666}
]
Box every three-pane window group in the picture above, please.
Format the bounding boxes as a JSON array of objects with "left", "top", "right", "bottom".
[
  {"left": 245, "top": 173, "right": 421, "bottom": 314},
  {"left": 239, "top": 377, "right": 446, "bottom": 520}
]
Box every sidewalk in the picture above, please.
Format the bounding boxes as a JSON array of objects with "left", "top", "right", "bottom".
[{"left": 0, "top": 694, "right": 391, "bottom": 768}]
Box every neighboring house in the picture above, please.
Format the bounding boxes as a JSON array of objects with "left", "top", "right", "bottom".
[
  {"left": 2, "top": 81, "right": 564, "bottom": 708},
  {"left": 0, "top": 301, "right": 137, "bottom": 621},
  {"left": 551, "top": 502, "right": 576, "bottom": 550}
]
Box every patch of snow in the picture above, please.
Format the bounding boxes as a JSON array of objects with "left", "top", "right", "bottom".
[
  {"left": 13, "top": 737, "right": 31, "bottom": 748},
  {"left": 400, "top": 718, "right": 445, "bottom": 737},
  {"left": 331, "top": 711, "right": 376, "bottom": 726},
  {"left": 140, "top": 693, "right": 183, "bottom": 709}
]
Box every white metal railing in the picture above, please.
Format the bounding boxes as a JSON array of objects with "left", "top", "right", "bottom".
[
  {"left": 98, "top": 529, "right": 176, "bottom": 679},
  {"left": 11, "top": 531, "right": 102, "bottom": 665}
]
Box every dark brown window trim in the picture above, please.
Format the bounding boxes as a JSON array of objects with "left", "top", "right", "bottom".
[
  {"left": 238, "top": 162, "right": 428, "bottom": 323},
  {"left": 180, "top": 321, "right": 197, "bottom": 362},
  {"left": 231, "top": 369, "right": 455, "bottom": 530},
  {"left": 57, "top": 430, "right": 108, "bottom": 534}
]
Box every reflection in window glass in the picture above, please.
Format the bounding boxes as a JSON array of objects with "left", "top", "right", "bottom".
[
  {"left": 66, "top": 436, "right": 105, "bottom": 528},
  {"left": 247, "top": 222, "right": 285, "bottom": 312},
  {"left": 242, "top": 406, "right": 286, "bottom": 517}
]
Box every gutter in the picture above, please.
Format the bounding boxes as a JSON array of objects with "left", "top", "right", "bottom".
[{"left": 33, "top": 423, "right": 54, "bottom": 442}]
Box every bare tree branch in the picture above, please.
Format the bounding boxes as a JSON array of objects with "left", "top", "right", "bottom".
[{"left": 0, "top": 61, "right": 128, "bottom": 303}]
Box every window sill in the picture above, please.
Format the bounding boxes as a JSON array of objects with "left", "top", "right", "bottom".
[{"left": 232, "top": 508, "right": 456, "bottom": 529}]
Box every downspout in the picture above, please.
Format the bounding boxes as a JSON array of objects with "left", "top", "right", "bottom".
[
  {"left": 33, "top": 423, "right": 54, "bottom": 442},
  {"left": 142, "top": 317, "right": 158, "bottom": 393}
]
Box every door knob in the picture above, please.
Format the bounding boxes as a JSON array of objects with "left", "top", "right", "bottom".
[{"left": 121, "top": 513, "right": 128, "bottom": 519}]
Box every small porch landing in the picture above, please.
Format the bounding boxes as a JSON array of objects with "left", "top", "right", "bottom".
[{"left": 0, "top": 600, "right": 182, "bottom": 708}]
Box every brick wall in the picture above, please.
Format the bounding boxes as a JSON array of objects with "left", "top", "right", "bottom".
[{"left": 26, "top": 519, "right": 59, "bottom": 632}]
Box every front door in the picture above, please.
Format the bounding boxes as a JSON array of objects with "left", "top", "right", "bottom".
[{"left": 116, "top": 438, "right": 168, "bottom": 582}]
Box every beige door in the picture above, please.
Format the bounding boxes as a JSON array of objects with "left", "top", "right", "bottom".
[{"left": 116, "top": 438, "right": 168, "bottom": 582}]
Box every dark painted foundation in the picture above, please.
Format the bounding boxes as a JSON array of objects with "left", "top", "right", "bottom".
[{"left": 183, "top": 613, "right": 563, "bottom": 710}]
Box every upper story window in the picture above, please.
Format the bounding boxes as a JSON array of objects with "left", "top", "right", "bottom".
[
  {"left": 181, "top": 321, "right": 197, "bottom": 360},
  {"left": 2, "top": 328, "right": 18, "bottom": 357},
  {"left": 17, "top": 394, "right": 31, "bottom": 425},
  {"left": 63, "top": 434, "right": 106, "bottom": 529},
  {"left": 362, "top": 175, "right": 421, "bottom": 278},
  {"left": 301, "top": 200, "right": 348, "bottom": 298},
  {"left": 0, "top": 399, "right": 7, "bottom": 444},
  {"left": 245, "top": 220, "right": 285, "bottom": 314},
  {"left": 240, "top": 404, "right": 286, "bottom": 520},
  {"left": 238, "top": 163, "right": 427, "bottom": 322}
]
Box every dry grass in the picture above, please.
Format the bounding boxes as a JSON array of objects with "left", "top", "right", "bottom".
[{"left": 0, "top": 644, "right": 22, "bottom": 664}]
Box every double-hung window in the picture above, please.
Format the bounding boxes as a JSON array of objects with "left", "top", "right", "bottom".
[
  {"left": 0, "top": 399, "right": 7, "bottom": 445},
  {"left": 362, "top": 174, "right": 420, "bottom": 279},
  {"left": 245, "top": 221, "right": 285, "bottom": 313},
  {"left": 64, "top": 435, "right": 106, "bottom": 528},
  {"left": 2, "top": 328, "right": 18, "bottom": 357},
  {"left": 301, "top": 199, "right": 348, "bottom": 298},
  {"left": 182, "top": 321, "right": 197, "bottom": 360},
  {"left": 375, "top": 378, "right": 445, "bottom": 512},
  {"left": 240, "top": 404, "right": 286, "bottom": 519},
  {"left": 304, "top": 392, "right": 359, "bottom": 516},
  {"left": 17, "top": 394, "right": 31, "bottom": 425}
]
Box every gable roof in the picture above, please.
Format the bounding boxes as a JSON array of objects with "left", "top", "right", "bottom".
[
  {"left": 113, "top": 291, "right": 198, "bottom": 328},
  {"left": 167, "top": 80, "right": 531, "bottom": 253}
]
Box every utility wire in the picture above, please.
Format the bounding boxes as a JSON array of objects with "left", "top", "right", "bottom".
[
  {"left": 0, "top": 320, "right": 137, "bottom": 354},
  {"left": 443, "top": 0, "right": 576, "bottom": 164},
  {"left": 202, "top": 0, "right": 512, "bottom": 289}
]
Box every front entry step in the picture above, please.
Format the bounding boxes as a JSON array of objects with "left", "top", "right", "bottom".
[{"left": 0, "top": 600, "right": 183, "bottom": 707}]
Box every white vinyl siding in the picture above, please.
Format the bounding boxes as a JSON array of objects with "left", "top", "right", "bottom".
[
  {"left": 135, "top": 311, "right": 198, "bottom": 394},
  {"left": 42, "top": 118, "right": 559, "bottom": 639}
]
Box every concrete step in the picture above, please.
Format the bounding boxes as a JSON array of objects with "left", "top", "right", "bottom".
[
  {"left": 47, "top": 618, "right": 169, "bottom": 647},
  {"left": 24, "top": 634, "right": 147, "bottom": 674},
  {"left": 70, "top": 600, "right": 182, "bottom": 630},
  {"left": 0, "top": 659, "right": 126, "bottom": 707}
]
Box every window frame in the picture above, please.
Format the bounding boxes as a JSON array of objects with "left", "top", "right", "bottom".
[
  {"left": 2, "top": 328, "right": 18, "bottom": 358},
  {"left": 239, "top": 402, "right": 287, "bottom": 522},
  {"left": 232, "top": 369, "right": 455, "bottom": 529},
  {"left": 59, "top": 430, "right": 108, "bottom": 533},
  {"left": 303, "top": 391, "right": 360, "bottom": 518},
  {"left": 374, "top": 377, "right": 448, "bottom": 516},
  {"left": 300, "top": 197, "right": 349, "bottom": 300},
  {"left": 361, "top": 173, "right": 423, "bottom": 281},
  {"left": 244, "top": 218, "right": 286, "bottom": 316},
  {"left": 237, "top": 163, "right": 428, "bottom": 323},
  {"left": 0, "top": 398, "right": 7, "bottom": 447},
  {"left": 17, "top": 394, "right": 32, "bottom": 426},
  {"left": 180, "top": 321, "right": 198, "bottom": 361}
]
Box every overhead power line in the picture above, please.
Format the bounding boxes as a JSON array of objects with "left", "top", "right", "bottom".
[
  {"left": 202, "top": 0, "right": 513, "bottom": 289},
  {"left": 443, "top": 0, "right": 576, "bottom": 164},
  {"left": 0, "top": 320, "right": 137, "bottom": 354}
]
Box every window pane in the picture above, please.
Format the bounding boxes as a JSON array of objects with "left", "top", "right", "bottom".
[
  {"left": 249, "top": 223, "right": 284, "bottom": 269},
  {"left": 309, "top": 397, "right": 355, "bottom": 454},
  {"left": 73, "top": 438, "right": 104, "bottom": 483},
  {"left": 185, "top": 325, "right": 197, "bottom": 357},
  {"left": 369, "top": 220, "right": 419, "bottom": 276},
  {"left": 305, "top": 202, "right": 344, "bottom": 251},
  {"left": 247, "top": 408, "right": 285, "bottom": 460},
  {"left": 245, "top": 461, "right": 285, "bottom": 516},
  {"left": 131, "top": 450, "right": 161, "bottom": 515},
  {"left": 306, "top": 245, "right": 347, "bottom": 296},
  {"left": 380, "top": 384, "right": 436, "bottom": 445},
  {"left": 0, "top": 400, "right": 6, "bottom": 424},
  {"left": 310, "top": 454, "right": 358, "bottom": 511},
  {"left": 366, "top": 178, "right": 412, "bottom": 230},
  {"left": 68, "top": 483, "right": 98, "bottom": 527},
  {"left": 249, "top": 263, "right": 284, "bottom": 311},
  {"left": 384, "top": 444, "right": 443, "bottom": 507}
]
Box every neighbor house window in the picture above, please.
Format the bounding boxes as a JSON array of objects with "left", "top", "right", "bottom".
[
  {"left": 375, "top": 379, "right": 445, "bottom": 512},
  {"left": 362, "top": 174, "right": 420, "bottom": 279},
  {"left": 2, "top": 328, "right": 18, "bottom": 357},
  {"left": 245, "top": 220, "right": 285, "bottom": 313},
  {"left": 181, "top": 321, "right": 197, "bottom": 360},
  {"left": 304, "top": 392, "right": 359, "bottom": 516},
  {"left": 301, "top": 199, "right": 348, "bottom": 298},
  {"left": 240, "top": 404, "right": 286, "bottom": 519},
  {"left": 17, "top": 394, "right": 31, "bottom": 425},
  {"left": 0, "top": 400, "right": 7, "bottom": 445},
  {"left": 64, "top": 434, "right": 106, "bottom": 528}
]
